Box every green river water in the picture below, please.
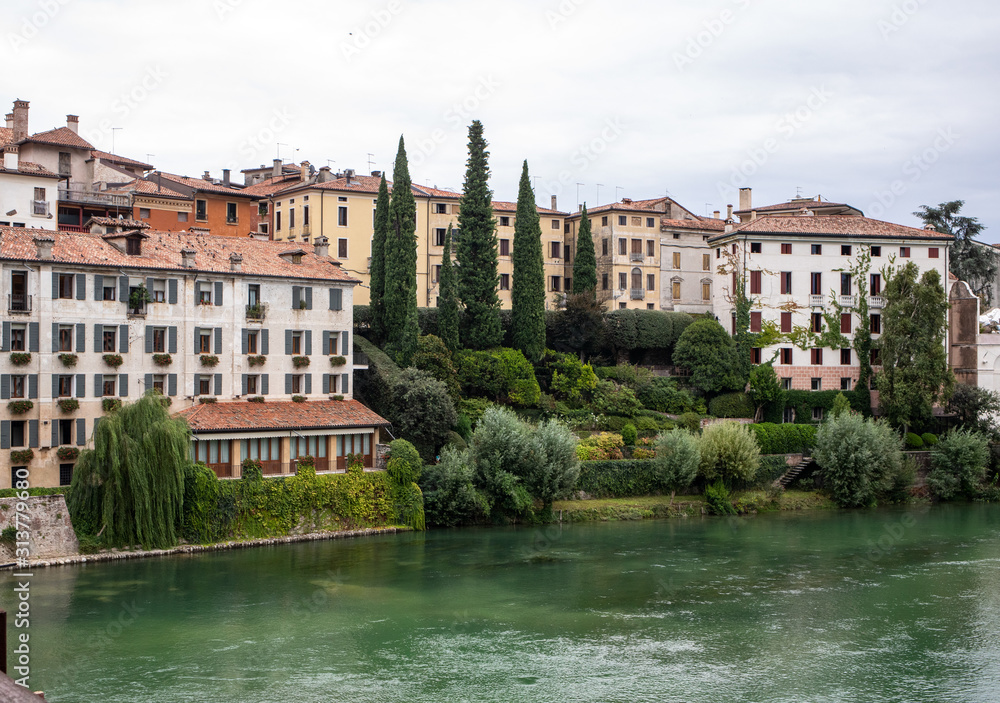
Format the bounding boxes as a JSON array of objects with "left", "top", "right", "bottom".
[{"left": 2, "top": 503, "right": 999, "bottom": 702}]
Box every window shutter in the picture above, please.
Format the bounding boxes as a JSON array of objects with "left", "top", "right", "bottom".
[
  {"left": 119, "top": 276, "right": 128, "bottom": 303},
  {"left": 76, "top": 323, "right": 85, "bottom": 352},
  {"left": 51, "top": 272, "right": 59, "bottom": 299},
  {"left": 119, "top": 324, "right": 128, "bottom": 353},
  {"left": 52, "top": 322, "right": 59, "bottom": 352},
  {"left": 194, "top": 281, "right": 202, "bottom": 302},
  {"left": 0, "top": 375, "right": 8, "bottom": 399},
  {"left": 341, "top": 373, "right": 349, "bottom": 395},
  {"left": 341, "top": 331, "right": 349, "bottom": 356},
  {"left": 193, "top": 326, "right": 201, "bottom": 350},
  {"left": 242, "top": 374, "right": 248, "bottom": 395},
  {"left": 261, "top": 329, "right": 269, "bottom": 356},
  {"left": 52, "top": 421, "right": 59, "bottom": 448},
  {"left": 285, "top": 330, "right": 293, "bottom": 355},
  {"left": 168, "top": 374, "right": 177, "bottom": 397},
  {"left": 214, "top": 281, "right": 223, "bottom": 306},
  {"left": 323, "top": 374, "right": 330, "bottom": 394},
  {"left": 28, "top": 375, "right": 37, "bottom": 399},
  {"left": 145, "top": 373, "right": 153, "bottom": 392},
  {"left": 304, "top": 374, "right": 312, "bottom": 395},
  {"left": 322, "top": 331, "right": 330, "bottom": 355},
  {"left": 285, "top": 374, "right": 293, "bottom": 395},
  {"left": 214, "top": 327, "right": 222, "bottom": 354},
  {"left": 242, "top": 329, "right": 249, "bottom": 354},
  {"left": 75, "top": 373, "right": 85, "bottom": 398},
  {"left": 94, "top": 274, "right": 103, "bottom": 300},
  {"left": 305, "top": 330, "right": 312, "bottom": 356},
  {"left": 94, "top": 374, "right": 102, "bottom": 397},
  {"left": 145, "top": 326, "right": 153, "bottom": 354},
  {"left": 0, "top": 421, "right": 9, "bottom": 449},
  {"left": 292, "top": 286, "right": 300, "bottom": 309},
  {"left": 51, "top": 374, "right": 59, "bottom": 399},
  {"left": 214, "top": 374, "right": 222, "bottom": 396},
  {"left": 305, "top": 287, "right": 313, "bottom": 310},
  {"left": 193, "top": 377, "right": 198, "bottom": 397},
  {"left": 76, "top": 418, "right": 86, "bottom": 446},
  {"left": 146, "top": 277, "right": 155, "bottom": 294},
  {"left": 29, "top": 322, "right": 39, "bottom": 352},
  {"left": 76, "top": 273, "right": 86, "bottom": 300},
  {"left": 168, "top": 278, "right": 178, "bottom": 304},
  {"left": 94, "top": 324, "right": 102, "bottom": 353},
  {"left": 330, "top": 288, "right": 342, "bottom": 311},
  {"left": 261, "top": 374, "right": 269, "bottom": 395},
  {"left": 119, "top": 374, "right": 128, "bottom": 397},
  {"left": 29, "top": 420, "right": 38, "bottom": 448},
  {"left": 2, "top": 322, "right": 9, "bottom": 351},
  {"left": 168, "top": 326, "right": 177, "bottom": 354}
]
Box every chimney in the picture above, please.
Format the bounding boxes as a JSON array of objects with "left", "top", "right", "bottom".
[
  {"left": 66, "top": 115, "right": 79, "bottom": 134},
  {"left": 551, "top": 195, "right": 557, "bottom": 211},
  {"left": 12, "top": 99, "right": 29, "bottom": 142},
  {"left": 4, "top": 113, "right": 12, "bottom": 129},
  {"left": 33, "top": 235, "right": 55, "bottom": 260},
  {"left": 229, "top": 252, "right": 243, "bottom": 272},
  {"left": 370, "top": 170, "right": 382, "bottom": 178},
  {"left": 739, "top": 187, "right": 752, "bottom": 212},
  {"left": 203, "top": 170, "right": 212, "bottom": 181},
  {"left": 318, "top": 166, "right": 333, "bottom": 183},
  {"left": 3, "top": 145, "right": 18, "bottom": 170},
  {"left": 344, "top": 168, "right": 354, "bottom": 184},
  {"left": 272, "top": 158, "right": 282, "bottom": 179},
  {"left": 314, "top": 235, "right": 330, "bottom": 257},
  {"left": 300, "top": 161, "right": 310, "bottom": 182},
  {"left": 222, "top": 168, "right": 231, "bottom": 187},
  {"left": 713, "top": 210, "right": 720, "bottom": 220},
  {"left": 181, "top": 248, "right": 197, "bottom": 268},
  {"left": 726, "top": 204, "right": 733, "bottom": 220},
  {"left": 750, "top": 210, "right": 757, "bottom": 221}
]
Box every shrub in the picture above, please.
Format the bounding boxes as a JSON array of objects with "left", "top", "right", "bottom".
[
  {"left": 905, "top": 432, "right": 924, "bottom": 449},
  {"left": 56, "top": 446, "right": 79, "bottom": 461},
  {"left": 575, "top": 460, "right": 660, "bottom": 498},
  {"left": 813, "top": 413, "right": 902, "bottom": 508},
  {"left": 10, "top": 449, "right": 34, "bottom": 464},
  {"left": 247, "top": 396, "right": 265, "bottom": 403},
  {"left": 831, "top": 392, "right": 852, "bottom": 418},
  {"left": 198, "top": 397, "right": 217, "bottom": 404},
  {"left": 544, "top": 351, "right": 598, "bottom": 403},
  {"left": 636, "top": 377, "right": 701, "bottom": 414},
  {"left": 708, "top": 393, "right": 755, "bottom": 419},
  {"left": 946, "top": 384, "right": 1000, "bottom": 439},
  {"left": 672, "top": 318, "right": 741, "bottom": 394},
  {"left": 420, "top": 447, "right": 487, "bottom": 527},
  {"left": 653, "top": 429, "right": 700, "bottom": 501},
  {"left": 291, "top": 395, "right": 306, "bottom": 403},
  {"left": 881, "top": 456, "right": 917, "bottom": 504},
  {"left": 241, "top": 458, "right": 263, "bottom": 482},
  {"left": 576, "top": 432, "right": 625, "bottom": 461},
  {"left": 466, "top": 407, "right": 535, "bottom": 521},
  {"left": 455, "top": 347, "right": 540, "bottom": 407},
  {"left": 524, "top": 419, "right": 580, "bottom": 516},
  {"left": 102, "top": 398, "right": 122, "bottom": 412},
  {"left": 387, "top": 439, "right": 422, "bottom": 485},
  {"left": 621, "top": 423, "right": 637, "bottom": 446},
  {"left": 927, "top": 430, "right": 990, "bottom": 500},
  {"left": 592, "top": 380, "right": 642, "bottom": 417},
  {"left": 455, "top": 414, "right": 473, "bottom": 441},
  {"left": 748, "top": 423, "right": 817, "bottom": 455},
  {"left": 705, "top": 480, "right": 737, "bottom": 515},
  {"left": 921, "top": 432, "right": 938, "bottom": 446},
  {"left": 697, "top": 422, "right": 760, "bottom": 485},
  {"left": 593, "top": 364, "right": 654, "bottom": 390},
  {"left": 389, "top": 368, "right": 457, "bottom": 462},
  {"left": 329, "top": 394, "right": 344, "bottom": 401},
  {"left": 457, "top": 398, "right": 494, "bottom": 425},
  {"left": 678, "top": 412, "right": 702, "bottom": 433},
  {"left": 756, "top": 455, "right": 791, "bottom": 486}
]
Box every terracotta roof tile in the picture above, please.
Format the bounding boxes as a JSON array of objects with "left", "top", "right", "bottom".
[
  {"left": 91, "top": 150, "right": 153, "bottom": 170},
  {"left": 660, "top": 217, "right": 726, "bottom": 231},
  {"left": 281, "top": 175, "right": 463, "bottom": 200},
  {"left": 490, "top": 200, "right": 567, "bottom": 215},
  {"left": 176, "top": 399, "right": 388, "bottom": 433},
  {"left": 87, "top": 215, "right": 151, "bottom": 229},
  {"left": 115, "top": 177, "right": 188, "bottom": 199},
  {"left": 708, "top": 214, "right": 954, "bottom": 242},
  {"left": 241, "top": 174, "right": 302, "bottom": 197},
  {"left": 0, "top": 226, "right": 359, "bottom": 282},
  {"left": 0, "top": 160, "right": 60, "bottom": 178},
  {"left": 734, "top": 198, "right": 859, "bottom": 215},
  {"left": 21, "top": 126, "right": 94, "bottom": 150},
  {"left": 154, "top": 171, "right": 259, "bottom": 198},
  {"left": 0, "top": 127, "right": 13, "bottom": 147}
]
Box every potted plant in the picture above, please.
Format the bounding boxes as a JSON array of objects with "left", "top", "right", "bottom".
[
  {"left": 247, "top": 355, "right": 266, "bottom": 367},
  {"left": 57, "top": 446, "right": 79, "bottom": 461},
  {"left": 9, "top": 353, "right": 31, "bottom": 366},
  {"left": 57, "top": 398, "right": 80, "bottom": 413},
  {"left": 292, "top": 356, "right": 311, "bottom": 368},
  {"left": 152, "top": 353, "right": 172, "bottom": 366},
  {"left": 7, "top": 400, "right": 33, "bottom": 415},
  {"left": 128, "top": 285, "right": 152, "bottom": 314},
  {"left": 200, "top": 354, "right": 220, "bottom": 367},
  {"left": 329, "top": 355, "right": 347, "bottom": 367},
  {"left": 103, "top": 353, "right": 124, "bottom": 368},
  {"left": 58, "top": 353, "right": 78, "bottom": 367}
]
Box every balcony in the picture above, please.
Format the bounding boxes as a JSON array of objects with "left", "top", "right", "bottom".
[
  {"left": 869, "top": 295, "right": 884, "bottom": 309},
  {"left": 32, "top": 200, "right": 50, "bottom": 216},
  {"left": 58, "top": 186, "right": 130, "bottom": 208},
  {"left": 8, "top": 294, "right": 31, "bottom": 313},
  {"left": 302, "top": 223, "right": 311, "bottom": 235},
  {"left": 246, "top": 303, "right": 267, "bottom": 321},
  {"left": 838, "top": 295, "right": 856, "bottom": 308},
  {"left": 630, "top": 288, "right": 646, "bottom": 300},
  {"left": 629, "top": 252, "right": 645, "bottom": 262},
  {"left": 809, "top": 295, "right": 825, "bottom": 308}
]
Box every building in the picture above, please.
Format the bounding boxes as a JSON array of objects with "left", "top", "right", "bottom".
[
  {"left": 0, "top": 225, "right": 387, "bottom": 489},
  {"left": 135, "top": 170, "right": 262, "bottom": 237},
  {"left": 0, "top": 144, "right": 61, "bottom": 230}
]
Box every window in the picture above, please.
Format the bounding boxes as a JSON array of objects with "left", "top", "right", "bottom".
[
  {"left": 871, "top": 348, "right": 882, "bottom": 366},
  {"left": 435, "top": 228, "right": 447, "bottom": 246},
  {"left": 750, "top": 242, "right": 761, "bottom": 253},
  {"left": 900, "top": 247, "right": 910, "bottom": 258},
  {"left": 10, "top": 325, "right": 25, "bottom": 352},
  {"left": 335, "top": 197, "right": 343, "bottom": 203},
  {"left": 647, "top": 240, "right": 655, "bottom": 257},
  {"left": 58, "top": 151, "right": 71, "bottom": 176},
  {"left": 673, "top": 233, "right": 680, "bottom": 240},
  {"left": 432, "top": 265, "right": 441, "bottom": 283},
  {"left": 780, "top": 348, "right": 793, "bottom": 364},
  {"left": 781, "top": 243, "right": 792, "bottom": 255},
  {"left": 199, "top": 329, "right": 212, "bottom": 353},
  {"left": 10, "top": 420, "right": 26, "bottom": 448},
  {"left": 57, "top": 274, "right": 74, "bottom": 299},
  {"left": 871, "top": 246, "right": 881, "bottom": 257},
  {"left": 57, "top": 419, "right": 72, "bottom": 445},
  {"left": 151, "top": 279, "right": 166, "bottom": 303},
  {"left": 499, "top": 273, "right": 510, "bottom": 290},
  {"left": 289, "top": 208, "right": 295, "bottom": 229},
  {"left": 780, "top": 271, "right": 792, "bottom": 294},
  {"left": 199, "top": 375, "right": 211, "bottom": 396},
  {"left": 125, "top": 236, "right": 143, "bottom": 256},
  {"left": 434, "top": 203, "right": 448, "bottom": 214},
  {"left": 618, "top": 239, "right": 626, "bottom": 255},
  {"left": 647, "top": 303, "right": 654, "bottom": 310},
  {"left": 702, "top": 281, "right": 711, "bottom": 301},
  {"left": 10, "top": 375, "right": 25, "bottom": 398},
  {"left": 811, "top": 313, "right": 823, "bottom": 333},
  {"left": 325, "top": 333, "right": 338, "bottom": 356},
  {"left": 565, "top": 245, "right": 571, "bottom": 261},
  {"left": 338, "top": 206, "right": 348, "bottom": 226},
  {"left": 811, "top": 378, "right": 822, "bottom": 391},
  {"left": 619, "top": 302, "right": 626, "bottom": 310},
  {"left": 929, "top": 247, "right": 939, "bottom": 258},
  {"left": 750, "top": 312, "right": 762, "bottom": 332},
  {"left": 103, "top": 375, "right": 116, "bottom": 396},
  {"left": 276, "top": 211, "right": 282, "bottom": 231},
  {"left": 602, "top": 273, "right": 609, "bottom": 290},
  {"left": 103, "top": 279, "right": 117, "bottom": 301},
  {"left": 841, "top": 273, "right": 852, "bottom": 295},
  {"left": 703, "top": 254, "right": 710, "bottom": 271},
  {"left": 646, "top": 274, "right": 655, "bottom": 291},
  {"left": 646, "top": 217, "right": 654, "bottom": 228},
  {"left": 716, "top": 248, "right": 721, "bottom": 259},
  {"left": 34, "top": 187, "right": 46, "bottom": 202},
  {"left": 870, "top": 273, "right": 882, "bottom": 295},
  {"left": 672, "top": 280, "right": 681, "bottom": 299},
  {"left": 811, "top": 348, "right": 824, "bottom": 365},
  {"left": 751, "top": 348, "right": 762, "bottom": 364},
  {"left": 840, "top": 313, "right": 851, "bottom": 334},
  {"left": 618, "top": 216, "right": 627, "bottom": 226},
  {"left": 631, "top": 239, "right": 643, "bottom": 256},
  {"left": 750, "top": 270, "right": 761, "bottom": 294},
  {"left": 618, "top": 273, "right": 627, "bottom": 290},
  {"left": 303, "top": 205, "right": 309, "bottom": 226},
  {"left": 811, "top": 272, "right": 822, "bottom": 295},
  {"left": 602, "top": 239, "right": 609, "bottom": 256},
  {"left": 841, "top": 348, "right": 852, "bottom": 365},
  {"left": 152, "top": 327, "right": 166, "bottom": 353},
  {"left": 136, "top": 207, "right": 150, "bottom": 220},
  {"left": 811, "top": 244, "right": 822, "bottom": 255},
  {"left": 782, "top": 378, "right": 793, "bottom": 392},
  {"left": 199, "top": 285, "right": 212, "bottom": 305},
  {"left": 246, "top": 374, "right": 258, "bottom": 395},
  {"left": 103, "top": 327, "right": 116, "bottom": 352},
  {"left": 551, "top": 219, "right": 560, "bottom": 230},
  {"left": 338, "top": 239, "right": 348, "bottom": 258},
  {"left": 551, "top": 242, "right": 561, "bottom": 258},
  {"left": 870, "top": 314, "right": 881, "bottom": 334},
  {"left": 550, "top": 276, "right": 561, "bottom": 292},
  {"left": 247, "top": 330, "right": 259, "bottom": 354},
  {"left": 673, "top": 252, "right": 681, "bottom": 269},
  {"left": 781, "top": 311, "right": 792, "bottom": 333},
  {"left": 291, "top": 331, "right": 303, "bottom": 355},
  {"left": 290, "top": 374, "right": 303, "bottom": 394},
  {"left": 58, "top": 325, "right": 73, "bottom": 352},
  {"left": 601, "top": 216, "right": 608, "bottom": 227},
  {"left": 499, "top": 216, "right": 510, "bottom": 227},
  {"left": 841, "top": 378, "right": 852, "bottom": 391},
  {"left": 195, "top": 199, "right": 207, "bottom": 221},
  {"left": 178, "top": 211, "right": 188, "bottom": 222},
  {"left": 59, "top": 463, "right": 73, "bottom": 487},
  {"left": 812, "top": 406, "right": 824, "bottom": 421}
]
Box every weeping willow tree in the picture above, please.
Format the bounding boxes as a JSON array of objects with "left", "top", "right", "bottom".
[{"left": 68, "top": 392, "right": 189, "bottom": 549}]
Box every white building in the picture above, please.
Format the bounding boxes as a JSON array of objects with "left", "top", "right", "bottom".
[
  {"left": 0, "top": 226, "right": 386, "bottom": 488},
  {"left": 0, "top": 145, "right": 60, "bottom": 230}
]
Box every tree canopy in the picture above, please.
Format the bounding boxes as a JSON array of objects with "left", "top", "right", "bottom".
[
  {"left": 436, "top": 224, "right": 460, "bottom": 351},
  {"left": 672, "top": 317, "right": 741, "bottom": 394},
  {"left": 369, "top": 173, "right": 390, "bottom": 345},
  {"left": 915, "top": 200, "right": 995, "bottom": 303},
  {"left": 385, "top": 136, "right": 419, "bottom": 365},
  {"left": 510, "top": 160, "right": 546, "bottom": 361},
  {"left": 572, "top": 204, "right": 597, "bottom": 297}
]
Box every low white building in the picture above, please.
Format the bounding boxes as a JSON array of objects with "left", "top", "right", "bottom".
[
  {"left": 0, "top": 226, "right": 386, "bottom": 488},
  {"left": 0, "top": 145, "right": 60, "bottom": 230}
]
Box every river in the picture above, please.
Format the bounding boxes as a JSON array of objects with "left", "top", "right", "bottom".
[{"left": 3, "top": 503, "right": 999, "bottom": 702}]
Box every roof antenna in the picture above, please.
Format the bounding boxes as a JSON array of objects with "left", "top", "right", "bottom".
[
  {"left": 367, "top": 153, "right": 375, "bottom": 172},
  {"left": 795, "top": 185, "right": 803, "bottom": 198}
]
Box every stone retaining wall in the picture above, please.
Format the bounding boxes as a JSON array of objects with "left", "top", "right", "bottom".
[{"left": 0, "top": 494, "right": 79, "bottom": 562}]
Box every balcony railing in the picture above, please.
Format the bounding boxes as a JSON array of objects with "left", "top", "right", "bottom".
[
  {"left": 630, "top": 288, "right": 646, "bottom": 300},
  {"left": 809, "top": 295, "right": 825, "bottom": 307},
  {"left": 246, "top": 303, "right": 267, "bottom": 320},
  {"left": 838, "top": 295, "right": 856, "bottom": 308},
  {"left": 8, "top": 294, "right": 31, "bottom": 313},
  {"left": 353, "top": 351, "right": 369, "bottom": 369},
  {"left": 629, "top": 252, "right": 645, "bottom": 262},
  {"left": 58, "top": 186, "right": 130, "bottom": 208},
  {"left": 869, "top": 295, "right": 884, "bottom": 309}
]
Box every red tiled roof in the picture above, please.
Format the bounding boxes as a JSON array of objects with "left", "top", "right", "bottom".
[
  {"left": 21, "top": 126, "right": 94, "bottom": 150},
  {"left": 154, "top": 172, "right": 258, "bottom": 198},
  {"left": 176, "top": 399, "right": 388, "bottom": 433},
  {"left": 734, "top": 197, "right": 859, "bottom": 215},
  {"left": 490, "top": 200, "right": 566, "bottom": 215},
  {"left": 708, "top": 214, "right": 954, "bottom": 242},
  {"left": 660, "top": 217, "right": 726, "bottom": 231},
  {"left": 241, "top": 174, "right": 302, "bottom": 197},
  {"left": 0, "top": 226, "right": 359, "bottom": 282},
  {"left": 87, "top": 215, "right": 151, "bottom": 230},
  {"left": 0, "top": 127, "right": 13, "bottom": 147},
  {"left": 91, "top": 150, "right": 153, "bottom": 170},
  {"left": 280, "top": 175, "right": 464, "bottom": 200},
  {"left": 115, "top": 177, "right": 188, "bottom": 199},
  {"left": 0, "top": 160, "right": 60, "bottom": 178}
]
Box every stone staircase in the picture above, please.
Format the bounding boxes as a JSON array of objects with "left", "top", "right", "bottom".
[{"left": 774, "top": 455, "right": 813, "bottom": 488}]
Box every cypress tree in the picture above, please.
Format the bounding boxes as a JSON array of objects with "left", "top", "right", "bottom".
[
  {"left": 437, "top": 224, "right": 460, "bottom": 351},
  {"left": 572, "top": 204, "right": 597, "bottom": 297},
  {"left": 511, "top": 160, "right": 546, "bottom": 361},
  {"left": 456, "top": 120, "right": 502, "bottom": 349},
  {"left": 385, "top": 136, "right": 419, "bottom": 366},
  {"left": 369, "top": 173, "right": 390, "bottom": 345}
]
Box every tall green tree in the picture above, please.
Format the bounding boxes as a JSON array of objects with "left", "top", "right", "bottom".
[
  {"left": 672, "top": 317, "right": 742, "bottom": 394},
  {"left": 437, "top": 224, "right": 460, "bottom": 351},
  {"left": 572, "top": 204, "right": 597, "bottom": 297},
  {"left": 67, "top": 392, "right": 188, "bottom": 549},
  {"left": 915, "top": 200, "right": 995, "bottom": 303},
  {"left": 385, "top": 136, "right": 419, "bottom": 365},
  {"left": 369, "top": 173, "right": 390, "bottom": 345},
  {"left": 511, "top": 160, "right": 545, "bottom": 361},
  {"left": 456, "top": 120, "right": 502, "bottom": 349},
  {"left": 876, "top": 262, "right": 954, "bottom": 431}
]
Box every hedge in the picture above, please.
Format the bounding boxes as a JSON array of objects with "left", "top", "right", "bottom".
[
  {"left": 353, "top": 335, "right": 401, "bottom": 417},
  {"left": 708, "top": 392, "right": 755, "bottom": 418},
  {"left": 575, "top": 459, "right": 660, "bottom": 498},
  {"left": 749, "top": 423, "right": 818, "bottom": 455}
]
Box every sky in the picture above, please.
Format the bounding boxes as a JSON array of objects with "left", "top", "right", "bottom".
[{"left": 4, "top": 0, "right": 998, "bottom": 238}]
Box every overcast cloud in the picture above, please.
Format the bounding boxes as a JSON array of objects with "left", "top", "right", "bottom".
[{"left": 4, "top": 0, "right": 998, "bottom": 238}]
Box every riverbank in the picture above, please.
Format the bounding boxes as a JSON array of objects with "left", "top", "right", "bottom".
[
  {"left": 3, "top": 525, "right": 412, "bottom": 571},
  {"left": 553, "top": 489, "right": 837, "bottom": 522}
]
